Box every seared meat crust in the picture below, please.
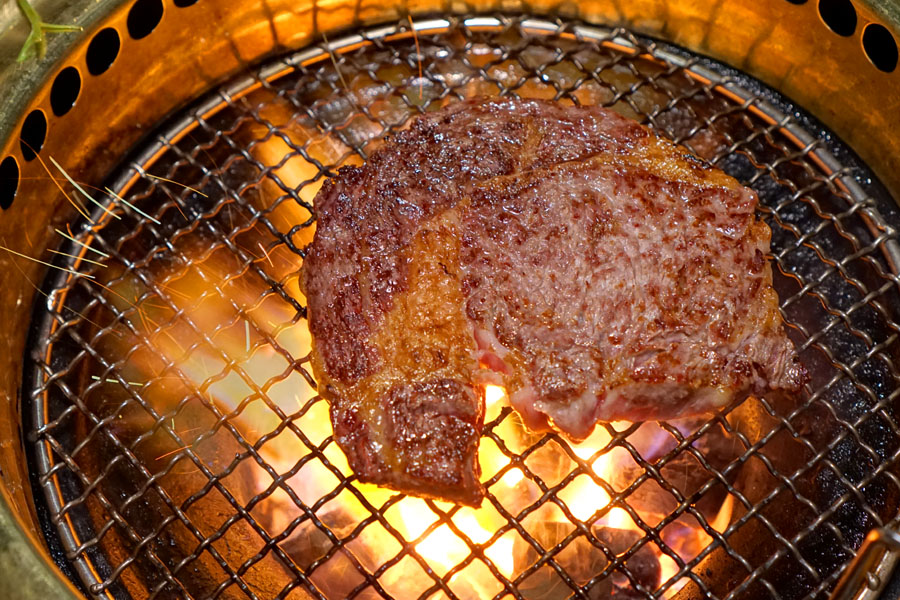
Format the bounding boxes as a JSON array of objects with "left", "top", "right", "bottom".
[{"left": 301, "top": 98, "right": 807, "bottom": 505}]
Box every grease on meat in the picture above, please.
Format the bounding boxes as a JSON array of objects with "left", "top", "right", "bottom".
[{"left": 301, "top": 98, "right": 807, "bottom": 506}]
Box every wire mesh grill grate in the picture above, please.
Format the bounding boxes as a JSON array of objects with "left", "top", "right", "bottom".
[{"left": 23, "top": 14, "right": 900, "bottom": 600}]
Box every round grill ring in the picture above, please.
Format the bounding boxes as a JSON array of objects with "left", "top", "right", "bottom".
[{"left": 23, "top": 15, "right": 900, "bottom": 600}]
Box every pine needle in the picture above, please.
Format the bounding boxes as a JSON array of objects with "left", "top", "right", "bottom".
[
  {"left": 104, "top": 187, "right": 161, "bottom": 225},
  {"left": 0, "top": 242, "right": 93, "bottom": 278},
  {"left": 54, "top": 228, "right": 110, "bottom": 258},
  {"left": 7, "top": 253, "right": 107, "bottom": 331},
  {"left": 91, "top": 375, "right": 144, "bottom": 386},
  {"left": 154, "top": 444, "right": 192, "bottom": 461},
  {"left": 257, "top": 242, "right": 274, "bottom": 267},
  {"left": 20, "top": 140, "right": 91, "bottom": 222},
  {"left": 144, "top": 174, "right": 208, "bottom": 198},
  {"left": 158, "top": 282, "right": 191, "bottom": 302},
  {"left": 49, "top": 156, "right": 120, "bottom": 220},
  {"left": 408, "top": 15, "right": 424, "bottom": 100},
  {"left": 321, "top": 31, "right": 349, "bottom": 91},
  {"left": 47, "top": 248, "right": 107, "bottom": 268},
  {"left": 84, "top": 278, "right": 139, "bottom": 309}
]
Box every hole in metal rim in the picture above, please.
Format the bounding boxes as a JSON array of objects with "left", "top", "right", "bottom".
[
  {"left": 86, "top": 28, "right": 121, "bottom": 75},
  {"left": 126, "top": 0, "right": 164, "bottom": 40},
  {"left": 0, "top": 156, "right": 18, "bottom": 209},
  {"left": 20, "top": 110, "right": 47, "bottom": 161},
  {"left": 50, "top": 66, "right": 82, "bottom": 117},
  {"left": 862, "top": 23, "right": 898, "bottom": 72},
  {"left": 173, "top": 0, "right": 199, "bottom": 6},
  {"left": 818, "top": 0, "right": 858, "bottom": 36}
]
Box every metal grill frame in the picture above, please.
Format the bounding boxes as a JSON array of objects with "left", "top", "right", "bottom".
[{"left": 23, "top": 14, "right": 900, "bottom": 600}]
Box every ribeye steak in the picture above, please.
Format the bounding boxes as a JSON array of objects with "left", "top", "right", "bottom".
[{"left": 300, "top": 98, "right": 807, "bottom": 506}]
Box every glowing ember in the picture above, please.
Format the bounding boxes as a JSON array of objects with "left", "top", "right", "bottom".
[
  {"left": 86, "top": 107, "right": 741, "bottom": 599},
  {"left": 108, "top": 280, "right": 730, "bottom": 593},
  {"left": 484, "top": 383, "right": 506, "bottom": 406},
  {"left": 103, "top": 279, "right": 735, "bottom": 598}
]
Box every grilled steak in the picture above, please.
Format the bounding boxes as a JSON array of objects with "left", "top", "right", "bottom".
[{"left": 301, "top": 97, "right": 807, "bottom": 506}]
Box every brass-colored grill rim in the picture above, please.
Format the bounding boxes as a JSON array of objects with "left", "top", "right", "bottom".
[{"left": 20, "top": 14, "right": 900, "bottom": 600}]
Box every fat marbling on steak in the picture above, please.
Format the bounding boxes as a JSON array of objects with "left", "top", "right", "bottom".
[{"left": 300, "top": 98, "right": 808, "bottom": 506}]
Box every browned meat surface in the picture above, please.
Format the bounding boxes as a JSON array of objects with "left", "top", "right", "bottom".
[{"left": 301, "top": 97, "right": 807, "bottom": 506}]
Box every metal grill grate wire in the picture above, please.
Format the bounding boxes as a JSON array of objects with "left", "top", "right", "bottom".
[{"left": 23, "top": 14, "right": 900, "bottom": 600}]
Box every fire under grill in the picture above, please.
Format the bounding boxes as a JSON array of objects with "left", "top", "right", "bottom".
[{"left": 21, "top": 14, "right": 900, "bottom": 600}]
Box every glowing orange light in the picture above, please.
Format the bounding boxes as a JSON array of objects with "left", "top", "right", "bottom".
[
  {"left": 484, "top": 384, "right": 506, "bottom": 406},
  {"left": 100, "top": 141, "right": 736, "bottom": 598}
]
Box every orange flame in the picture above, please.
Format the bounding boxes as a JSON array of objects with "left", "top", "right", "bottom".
[{"left": 94, "top": 115, "right": 737, "bottom": 598}]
